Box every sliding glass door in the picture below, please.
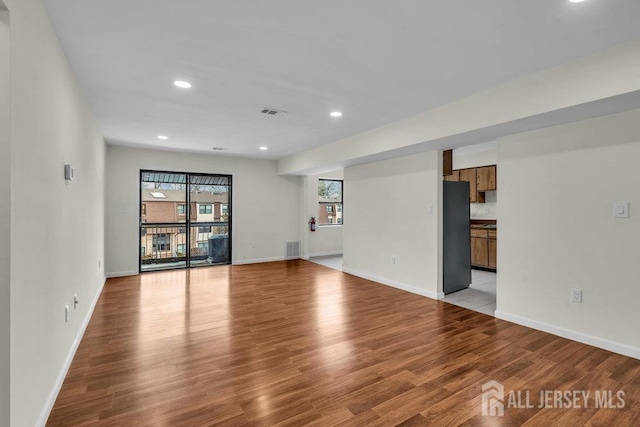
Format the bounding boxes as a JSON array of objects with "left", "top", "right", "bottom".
[{"left": 139, "top": 171, "right": 232, "bottom": 272}]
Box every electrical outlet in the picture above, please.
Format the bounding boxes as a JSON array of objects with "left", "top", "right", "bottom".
[
  {"left": 571, "top": 288, "right": 582, "bottom": 303},
  {"left": 74, "top": 294, "right": 79, "bottom": 309},
  {"left": 64, "top": 304, "right": 70, "bottom": 322}
]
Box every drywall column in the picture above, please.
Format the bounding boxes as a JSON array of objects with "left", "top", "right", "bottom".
[
  {"left": 497, "top": 109, "right": 640, "bottom": 357},
  {"left": 343, "top": 151, "right": 442, "bottom": 299},
  {"left": 0, "top": 6, "right": 10, "bottom": 426}
]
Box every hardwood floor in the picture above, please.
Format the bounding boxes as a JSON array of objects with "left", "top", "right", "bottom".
[{"left": 48, "top": 260, "right": 639, "bottom": 426}]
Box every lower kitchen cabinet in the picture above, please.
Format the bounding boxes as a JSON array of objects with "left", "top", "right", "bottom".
[
  {"left": 471, "top": 227, "right": 497, "bottom": 270},
  {"left": 471, "top": 237, "right": 488, "bottom": 267},
  {"left": 488, "top": 238, "right": 497, "bottom": 269}
]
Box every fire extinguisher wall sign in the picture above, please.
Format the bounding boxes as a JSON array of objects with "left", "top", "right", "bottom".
[{"left": 309, "top": 217, "right": 316, "bottom": 232}]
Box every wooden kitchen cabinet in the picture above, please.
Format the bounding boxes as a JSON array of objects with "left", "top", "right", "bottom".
[
  {"left": 477, "top": 165, "right": 497, "bottom": 191},
  {"left": 471, "top": 236, "right": 489, "bottom": 267},
  {"left": 471, "top": 227, "right": 497, "bottom": 270},
  {"left": 488, "top": 238, "right": 497, "bottom": 268},
  {"left": 459, "top": 168, "right": 484, "bottom": 203},
  {"left": 444, "top": 170, "right": 459, "bottom": 182}
]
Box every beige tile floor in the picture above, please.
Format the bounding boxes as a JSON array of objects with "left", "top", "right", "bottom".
[
  {"left": 308, "top": 254, "right": 344, "bottom": 271},
  {"left": 309, "top": 255, "right": 496, "bottom": 317},
  {"left": 443, "top": 269, "right": 496, "bottom": 316}
]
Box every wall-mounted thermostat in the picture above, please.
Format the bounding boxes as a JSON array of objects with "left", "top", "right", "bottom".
[{"left": 64, "top": 164, "right": 74, "bottom": 181}]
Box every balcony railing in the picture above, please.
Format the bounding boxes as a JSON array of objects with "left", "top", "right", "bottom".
[{"left": 140, "top": 222, "right": 229, "bottom": 270}]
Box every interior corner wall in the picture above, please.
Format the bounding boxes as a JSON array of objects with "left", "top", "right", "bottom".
[
  {"left": 7, "top": 0, "right": 107, "bottom": 425},
  {"left": 343, "top": 151, "right": 441, "bottom": 299},
  {"left": 0, "top": 6, "right": 10, "bottom": 426},
  {"left": 497, "top": 108, "right": 640, "bottom": 357},
  {"left": 105, "top": 145, "right": 301, "bottom": 275},
  {"left": 302, "top": 170, "right": 344, "bottom": 259}
]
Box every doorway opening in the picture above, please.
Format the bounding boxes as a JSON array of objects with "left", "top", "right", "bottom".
[{"left": 139, "top": 170, "right": 232, "bottom": 272}]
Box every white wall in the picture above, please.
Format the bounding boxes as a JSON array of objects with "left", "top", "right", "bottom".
[
  {"left": 497, "top": 109, "right": 640, "bottom": 358},
  {"left": 453, "top": 144, "right": 498, "bottom": 220},
  {"left": 6, "top": 0, "right": 106, "bottom": 425},
  {"left": 301, "top": 170, "right": 343, "bottom": 259},
  {"left": 106, "top": 145, "right": 301, "bottom": 275},
  {"left": 0, "top": 5, "right": 10, "bottom": 426},
  {"left": 343, "top": 151, "right": 442, "bottom": 299}
]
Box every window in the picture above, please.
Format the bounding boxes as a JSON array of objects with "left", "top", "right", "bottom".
[
  {"left": 152, "top": 234, "right": 170, "bottom": 251},
  {"left": 141, "top": 203, "right": 146, "bottom": 215},
  {"left": 141, "top": 247, "right": 146, "bottom": 256},
  {"left": 177, "top": 204, "right": 186, "bottom": 214},
  {"left": 318, "top": 179, "right": 343, "bottom": 226},
  {"left": 176, "top": 244, "right": 186, "bottom": 254},
  {"left": 197, "top": 242, "right": 208, "bottom": 249},
  {"left": 198, "top": 226, "right": 212, "bottom": 233},
  {"left": 222, "top": 204, "right": 228, "bottom": 214},
  {"left": 177, "top": 227, "right": 186, "bottom": 233},
  {"left": 199, "top": 204, "right": 212, "bottom": 214}
]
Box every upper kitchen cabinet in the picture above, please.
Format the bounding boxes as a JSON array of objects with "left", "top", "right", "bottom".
[
  {"left": 459, "top": 168, "right": 484, "bottom": 203},
  {"left": 444, "top": 170, "right": 460, "bottom": 182},
  {"left": 476, "top": 165, "right": 497, "bottom": 191}
]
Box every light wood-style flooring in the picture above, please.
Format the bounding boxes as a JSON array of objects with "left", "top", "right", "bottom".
[{"left": 48, "top": 260, "right": 640, "bottom": 425}]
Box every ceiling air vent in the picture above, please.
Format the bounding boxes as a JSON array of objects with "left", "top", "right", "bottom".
[
  {"left": 261, "top": 107, "right": 287, "bottom": 116},
  {"left": 212, "top": 147, "right": 229, "bottom": 151}
]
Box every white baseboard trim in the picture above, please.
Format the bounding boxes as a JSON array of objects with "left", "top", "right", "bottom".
[
  {"left": 37, "top": 276, "right": 106, "bottom": 426},
  {"left": 495, "top": 310, "right": 640, "bottom": 360},
  {"left": 309, "top": 251, "right": 343, "bottom": 258},
  {"left": 233, "top": 256, "right": 286, "bottom": 265},
  {"left": 105, "top": 270, "right": 137, "bottom": 278},
  {"left": 342, "top": 267, "right": 443, "bottom": 300}
]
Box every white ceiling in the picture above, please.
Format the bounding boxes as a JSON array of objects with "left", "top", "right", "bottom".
[{"left": 42, "top": 0, "right": 640, "bottom": 160}]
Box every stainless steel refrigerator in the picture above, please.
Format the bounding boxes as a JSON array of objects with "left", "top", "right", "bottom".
[{"left": 443, "top": 180, "right": 472, "bottom": 294}]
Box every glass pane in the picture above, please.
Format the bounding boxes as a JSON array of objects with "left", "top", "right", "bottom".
[
  {"left": 190, "top": 177, "right": 230, "bottom": 223},
  {"left": 189, "top": 175, "right": 230, "bottom": 267},
  {"left": 318, "top": 203, "right": 343, "bottom": 226},
  {"left": 189, "top": 224, "right": 229, "bottom": 266},
  {"left": 141, "top": 173, "right": 187, "bottom": 224},
  {"left": 318, "top": 180, "right": 342, "bottom": 203},
  {"left": 140, "top": 225, "right": 187, "bottom": 271}
]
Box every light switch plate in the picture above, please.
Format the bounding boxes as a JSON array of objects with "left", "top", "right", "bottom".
[{"left": 613, "top": 201, "right": 630, "bottom": 218}]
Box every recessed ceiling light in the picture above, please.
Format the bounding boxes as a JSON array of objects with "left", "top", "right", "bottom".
[
  {"left": 569, "top": 0, "right": 585, "bottom": 3},
  {"left": 157, "top": 135, "right": 169, "bottom": 140},
  {"left": 173, "top": 80, "right": 192, "bottom": 89},
  {"left": 259, "top": 146, "right": 268, "bottom": 150},
  {"left": 330, "top": 111, "right": 343, "bottom": 118}
]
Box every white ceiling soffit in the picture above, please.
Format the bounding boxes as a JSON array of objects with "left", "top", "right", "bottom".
[{"left": 42, "top": 0, "right": 640, "bottom": 160}]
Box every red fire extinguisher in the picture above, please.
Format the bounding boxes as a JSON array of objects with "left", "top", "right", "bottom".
[{"left": 309, "top": 217, "right": 316, "bottom": 232}]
